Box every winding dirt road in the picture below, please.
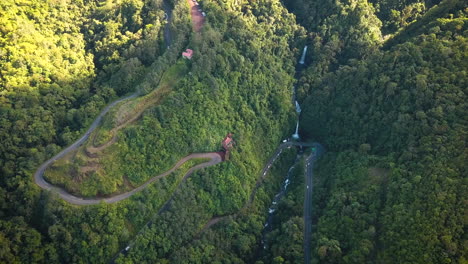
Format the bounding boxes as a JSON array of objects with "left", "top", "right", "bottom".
[{"left": 33, "top": 92, "right": 223, "bottom": 205}]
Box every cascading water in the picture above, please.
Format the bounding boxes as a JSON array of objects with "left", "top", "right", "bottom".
[
  {"left": 299, "top": 45, "right": 308, "bottom": 65},
  {"left": 259, "top": 43, "right": 306, "bottom": 254},
  {"left": 292, "top": 121, "right": 300, "bottom": 140},
  {"left": 261, "top": 155, "right": 301, "bottom": 249},
  {"left": 295, "top": 101, "right": 301, "bottom": 113}
]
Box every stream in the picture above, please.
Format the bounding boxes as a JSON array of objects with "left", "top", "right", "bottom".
[
  {"left": 261, "top": 154, "right": 301, "bottom": 249},
  {"left": 260, "top": 44, "right": 309, "bottom": 249}
]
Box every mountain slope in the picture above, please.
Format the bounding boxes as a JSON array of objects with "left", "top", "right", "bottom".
[{"left": 298, "top": 1, "right": 467, "bottom": 262}]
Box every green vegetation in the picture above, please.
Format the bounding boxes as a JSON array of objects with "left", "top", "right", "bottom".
[
  {"left": 0, "top": 0, "right": 466, "bottom": 262},
  {"left": 309, "top": 152, "right": 390, "bottom": 263},
  {"left": 115, "top": 147, "right": 299, "bottom": 263},
  {"left": 0, "top": 0, "right": 193, "bottom": 262},
  {"left": 1, "top": 0, "right": 301, "bottom": 261},
  {"left": 43, "top": 61, "right": 189, "bottom": 197},
  {"left": 295, "top": 0, "right": 467, "bottom": 263},
  {"left": 261, "top": 158, "right": 307, "bottom": 264}
]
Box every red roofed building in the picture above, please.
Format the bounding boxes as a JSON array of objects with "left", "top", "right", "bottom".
[
  {"left": 222, "top": 133, "right": 234, "bottom": 150},
  {"left": 221, "top": 133, "right": 234, "bottom": 160},
  {"left": 182, "top": 49, "right": 193, "bottom": 59}
]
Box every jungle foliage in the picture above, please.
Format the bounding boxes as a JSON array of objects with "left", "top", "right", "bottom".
[
  {"left": 0, "top": 0, "right": 303, "bottom": 262},
  {"left": 0, "top": 0, "right": 466, "bottom": 262},
  {"left": 0, "top": 0, "right": 192, "bottom": 262},
  {"left": 296, "top": 0, "right": 467, "bottom": 263}
]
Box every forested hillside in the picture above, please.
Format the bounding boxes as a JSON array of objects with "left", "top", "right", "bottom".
[
  {"left": 0, "top": 0, "right": 466, "bottom": 263},
  {"left": 0, "top": 0, "right": 188, "bottom": 262},
  {"left": 0, "top": 0, "right": 304, "bottom": 262},
  {"left": 295, "top": 0, "right": 467, "bottom": 262}
]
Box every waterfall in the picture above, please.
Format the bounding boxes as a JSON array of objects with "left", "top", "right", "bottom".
[
  {"left": 292, "top": 121, "right": 300, "bottom": 140},
  {"left": 295, "top": 101, "right": 301, "bottom": 113},
  {"left": 299, "top": 45, "right": 308, "bottom": 65}
]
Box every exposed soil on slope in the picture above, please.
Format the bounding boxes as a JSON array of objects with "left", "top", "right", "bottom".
[{"left": 187, "top": 0, "right": 205, "bottom": 32}]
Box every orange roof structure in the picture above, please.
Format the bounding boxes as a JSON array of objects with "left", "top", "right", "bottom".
[
  {"left": 182, "top": 49, "right": 193, "bottom": 59},
  {"left": 222, "top": 133, "right": 234, "bottom": 150}
]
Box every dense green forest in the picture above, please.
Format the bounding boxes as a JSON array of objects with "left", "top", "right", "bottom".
[
  {"left": 0, "top": 0, "right": 466, "bottom": 263},
  {"left": 295, "top": 0, "right": 467, "bottom": 262},
  {"left": 1, "top": 0, "right": 302, "bottom": 262},
  {"left": 0, "top": 0, "right": 193, "bottom": 262},
  {"left": 261, "top": 157, "right": 307, "bottom": 264}
]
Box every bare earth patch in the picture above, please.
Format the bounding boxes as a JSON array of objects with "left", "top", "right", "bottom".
[{"left": 188, "top": 0, "right": 205, "bottom": 32}]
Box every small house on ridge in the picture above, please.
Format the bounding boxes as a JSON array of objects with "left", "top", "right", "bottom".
[{"left": 182, "top": 49, "right": 193, "bottom": 59}]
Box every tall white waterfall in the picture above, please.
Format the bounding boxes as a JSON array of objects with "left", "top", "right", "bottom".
[
  {"left": 299, "top": 45, "right": 308, "bottom": 65},
  {"left": 295, "top": 101, "right": 301, "bottom": 113},
  {"left": 292, "top": 121, "right": 300, "bottom": 140}
]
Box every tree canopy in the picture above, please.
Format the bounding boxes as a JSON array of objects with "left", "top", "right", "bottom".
[{"left": 0, "top": 0, "right": 466, "bottom": 263}]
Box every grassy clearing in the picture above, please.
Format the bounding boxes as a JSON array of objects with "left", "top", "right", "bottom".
[
  {"left": 44, "top": 61, "right": 190, "bottom": 197},
  {"left": 91, "top": 61, "right": 188, "bottom": 148}
]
